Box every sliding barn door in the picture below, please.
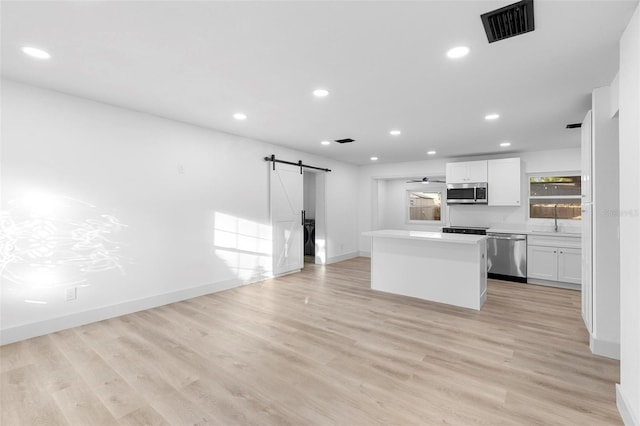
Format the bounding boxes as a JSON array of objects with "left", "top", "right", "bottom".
[{"left": 270, "top": 163, "right": 303, "bottom": 276}]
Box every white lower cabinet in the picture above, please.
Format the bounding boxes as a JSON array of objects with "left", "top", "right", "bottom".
[
  {"left": 527, "top": 235, "right": 581, "bottom": 287},
  {"left": 557, "top": 247, "right": 581, "bottom": 284},
  {"left": 527, "top": 245, "right": 558, "bottom": 281}
]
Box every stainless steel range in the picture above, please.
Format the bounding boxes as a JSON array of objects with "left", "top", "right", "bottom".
[{"left": 441, "top": 226, "right": 489, "bottom": 235}]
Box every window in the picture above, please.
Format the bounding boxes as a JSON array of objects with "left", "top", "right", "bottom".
[
  {"left": 529, "top": 175, "right": 581, "bottom": 220},
  {"left": 407, "top": 191, "right": 442, "bottom": 223}
]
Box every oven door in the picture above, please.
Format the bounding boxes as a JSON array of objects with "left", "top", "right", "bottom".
[{"left": 447, "top": 187, "right": 476, "bottom": 204}]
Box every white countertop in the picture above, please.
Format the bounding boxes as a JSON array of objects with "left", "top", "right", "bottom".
[
  {"left": 487, "top": 227, "right": 581, "bottom": 238},
  {"left": 363, "top": 229, "right": 486, "bottom": 245}
]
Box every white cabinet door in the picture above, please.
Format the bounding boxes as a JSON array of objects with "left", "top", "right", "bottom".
[
  {"left": 445, "top": 162, "right": 469, "bottom": 183},
  {"left": 581, "top": 204, "right": 592, "bottom": 331},
  {"left": 270, "top": 163, "right": 304, "bottom": 276},
  {"left": 446, "top": 160, "right": 487, "bottom": 184},
  {"left": 466, "top": 160, "right": 488, "bottom": 183},
  {"left": 581, "top": 110, "right": 592, "bottom": 203},
  {"left": 558, "top": 247, "right": 582, "bottom": 284},
  {"left": 527, "top": 245, "right": 558, "bottom": 281},
  {"left": 488, "top": 158, "right": 521, "bottom": 206}
]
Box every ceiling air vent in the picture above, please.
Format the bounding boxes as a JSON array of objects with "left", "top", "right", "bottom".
[
  {"left": 481, "top": 0, "right": 535, "bottom": 43},
  {"left": 335, "top": 138, "right": 355, "bottom": 144}
]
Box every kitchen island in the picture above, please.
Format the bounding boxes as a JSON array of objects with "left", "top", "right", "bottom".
[{"left": 363, "top": 230, "right": 487, "bottom": 310}]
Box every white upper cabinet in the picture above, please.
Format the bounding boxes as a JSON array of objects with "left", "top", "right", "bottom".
[
  {"left": 446, "top": 162, "right": 469, "bottom": 183},
  {"left": 446, "top": 160, "right": 487, "bottom": 184},
  {"left": 488, "top": 158, "right": 521, "bottom": 206}
]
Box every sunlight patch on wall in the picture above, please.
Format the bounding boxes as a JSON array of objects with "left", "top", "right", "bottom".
[
  {"left": 315, "top": 238, "right": 326, "bottom": 263},
  {"left": 213, "top": 212, "right": 272, "bottom": 281},
  {"left": 1, "top": 191, "right": 128, "bottom": 293}
]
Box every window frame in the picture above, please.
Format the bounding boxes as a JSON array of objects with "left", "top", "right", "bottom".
[
  {"left": 405, "top": 187, "right": 445, "bottom": 225},
  {"left": 527, "top": 172, "right": 582, "bottom": 221}
]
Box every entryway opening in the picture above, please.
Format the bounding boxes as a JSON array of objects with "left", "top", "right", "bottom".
[{"left": 303, "top": 170, "right": 326, "bottom": 265}]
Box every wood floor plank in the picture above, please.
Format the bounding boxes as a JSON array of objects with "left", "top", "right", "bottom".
[
  {"left": 117, "top": 405, "right": 169, "bottom": 426},
  {"left": 1, "top": 366, "right": 69, "bottom": 425},
  {"left": 50, "top": 383, "right": 118, "bottom": 425},
  {"left": 0, "top": 257, "right": 622, "bottom": 425},
  {"left": 0, "top": 340, "right": 34, "bottom": 374}
]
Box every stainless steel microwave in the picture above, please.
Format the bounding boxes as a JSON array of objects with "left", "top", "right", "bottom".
[{"left": 446, "top": 182, "right": 488, "bottom": 204}]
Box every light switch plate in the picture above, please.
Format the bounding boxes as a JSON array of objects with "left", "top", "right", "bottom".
[{"left": 65, "top": 287, "right": 77, "bottom": 301}]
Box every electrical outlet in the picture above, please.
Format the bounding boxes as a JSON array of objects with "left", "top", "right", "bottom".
[{"left": 65, "top": 287, "right": 77, "bottom": 301}]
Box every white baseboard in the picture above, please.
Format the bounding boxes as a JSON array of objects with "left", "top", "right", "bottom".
[
  {"left": 480, "top": 289, "right": 487, "bottom": 308},
  {"left": 617, "top": 384, "right": 640, "bottom": 426},
  {"left": 526, "top": 278, "right": 580, "bottom": 291},
  {"left": 359, "top": 251, "right": 371, "bottom": 258},
  {"left": 327, "top": 251, "right": 360, "bottom": 264},
  {"left": 0, "top": 274, "right": 269, "bottom": 346},
  {"left": 590, "top": 335, "right": 621, "bottom": 360}
]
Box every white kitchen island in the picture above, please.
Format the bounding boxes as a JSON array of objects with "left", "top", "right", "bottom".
[{"left": 364, "top": 230, "right": 488, "bottom": 310}]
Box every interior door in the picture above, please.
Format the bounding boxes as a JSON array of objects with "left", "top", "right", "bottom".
[{"left": 270, "top": 162, "right": 303, "bottom": 276}]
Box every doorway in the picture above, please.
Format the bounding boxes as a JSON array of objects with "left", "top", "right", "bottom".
[{"left": 303, "top": 170, "right": 326, "bottom": 265}]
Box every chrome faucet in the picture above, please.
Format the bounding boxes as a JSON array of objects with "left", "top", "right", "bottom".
[{"left": 554, "top": 204, "right": 559, "bottom": 233}]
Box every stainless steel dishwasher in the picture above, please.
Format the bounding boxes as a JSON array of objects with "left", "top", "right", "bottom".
[{"left": 487, "top": 232, "right": 527, "bottom": 283}]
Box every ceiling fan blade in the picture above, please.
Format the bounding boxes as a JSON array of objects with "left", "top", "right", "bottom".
[{"left": 406, "top": 177, "right": 445, "bottom": 183}]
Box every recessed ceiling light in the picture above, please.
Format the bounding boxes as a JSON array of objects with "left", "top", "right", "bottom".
[
  {"left": 427, "top": 150, "right": 437, "bottom": 155},
  {"left": 389, "top": 130, "right": 401, "bottom": 136},
  {"left": 313, "top": 89, "right": 329, "bottom": 97},
  {"left": 321, "top": 140, "right": 330, "bottom": 145},
  {"left": 500, "top": 142, "right": 511, "bottom": 147},
  {"left": 446, "top": 46, "right": 469, "bottom": 59},
  {"left": 370, "top": 156, "right": 378, "bottom": 161},
  {"left": 485, "top": 113, "right": 500, "bottom": 120},
  {"left": 233, "top": 113, "right": 247, "bottom": 120},
  {"left": 21, "top": 46, "right": 51, "bottom": 60}
]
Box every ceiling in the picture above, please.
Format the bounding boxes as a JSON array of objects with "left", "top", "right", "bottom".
[{"left": 1, "top": 1, "right": 637, "bottom": 165}]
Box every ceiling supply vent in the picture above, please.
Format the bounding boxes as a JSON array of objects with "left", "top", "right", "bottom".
[
  {"left": 566, "top": 123, "right": 582, "bottom": 129},
  {"left": 481, "top": 0, "right": 535, "bottom": 43},
  {"left": 334, "top": 138, "right": 355, "bottom": 144}
]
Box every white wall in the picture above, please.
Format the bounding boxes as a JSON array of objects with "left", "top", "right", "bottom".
[
  {"left": 590, "top": 85, "right": 621, "bottom": 357},
  {"left": 358, "top": 149, "right": 581, "bottom": 254},
  {"left": 324, "top": 166, "right": 360, "bottom": 262},
  {"left": 0, "top": 80, "right": 360, "bottom": 344},
  {"left": 617, "top": 4, "right": 640, "bottom": 425}
]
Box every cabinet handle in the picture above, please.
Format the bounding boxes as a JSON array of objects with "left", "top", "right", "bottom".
[
  {"left": 553, "top": 250, "right": 557, "bottom": 253},
  {"left": 560, "top": 251, "right": 564, "bottom": 254}
]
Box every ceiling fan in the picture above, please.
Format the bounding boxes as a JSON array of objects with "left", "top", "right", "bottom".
[{"left": 405, "top": 177, "right": 446, "bottom": 184}]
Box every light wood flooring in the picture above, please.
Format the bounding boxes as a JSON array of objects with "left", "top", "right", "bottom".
[{"left": 1, "top": 257, "right": 621, "bottom": 425}]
